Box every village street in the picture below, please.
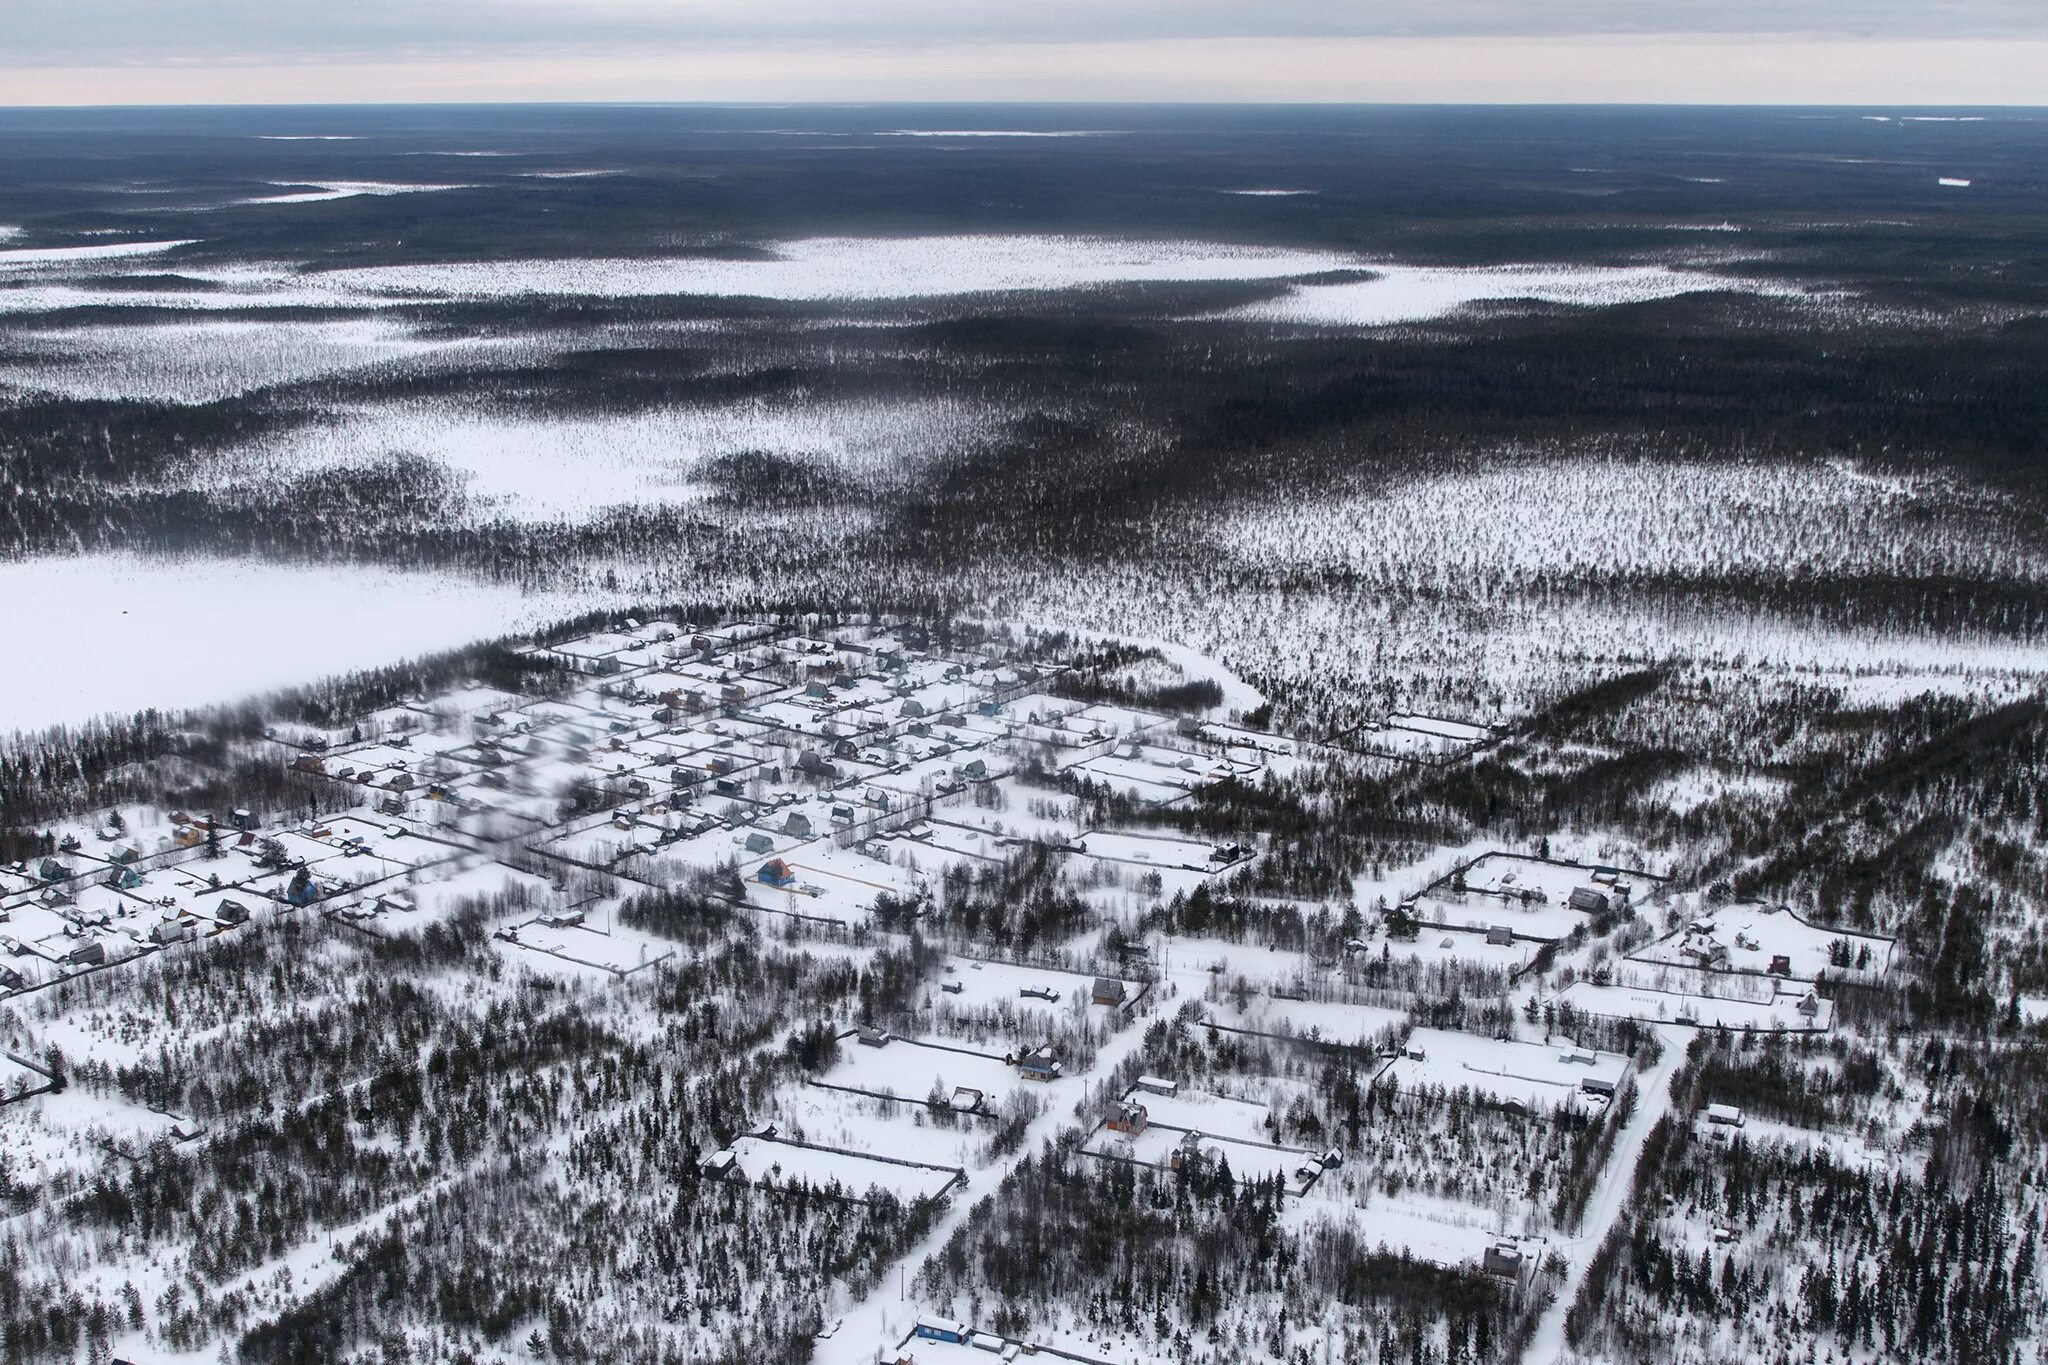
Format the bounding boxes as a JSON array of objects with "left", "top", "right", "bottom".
[
  {"left": 1518, "top": 1025, "right": 1688, "bottom": 1364},
  {"left": 812, "top": 1000, "right": 1161, "bottom": 1363}
]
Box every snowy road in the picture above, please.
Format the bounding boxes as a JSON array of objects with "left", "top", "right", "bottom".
[
  {"left": 812, "top": 1008, "right": 1156, "bottom": 1363},
  {"left": 1518, "top": 1025, "right": 1687, "bottom": 1365}
]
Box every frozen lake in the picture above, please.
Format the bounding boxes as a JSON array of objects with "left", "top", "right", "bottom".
[{"left": 0, "top": 552, "right": 608, "bottom": 731}]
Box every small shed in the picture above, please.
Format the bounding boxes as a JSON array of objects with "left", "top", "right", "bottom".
[
  {"left": 744, "top": 832, "right": 776, "bottom": 856},
  {"left": 857, "top": 1025, "right": 891, "bottom": 1048},
  {"left": 1486, "top": 925, "right": 1515, "bottom": 946},
  {"left": 1135, "top": 1075, "right": 1179, "bottom": 1098},
  {"left": 1567, "top": 887, "right": 1609, "bottom": 914},
  {"left": 1705, "top": 1103, "right": 1745, "bottom": 1128}
]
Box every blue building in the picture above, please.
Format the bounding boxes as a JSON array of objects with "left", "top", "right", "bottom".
[{"left": 913, "top": 1316, "right": 966, "bottom": 1344}]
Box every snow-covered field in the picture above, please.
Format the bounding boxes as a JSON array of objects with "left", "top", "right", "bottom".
[
  {"left": 723, "top": 1132, "right": 962, "bottom": 1202},
  {"left": 212, "top": 394, "right": 1008, "bottom": 520},
  {"left": 0, "top": 238, "right": 197, "bottom": 269},
  {"left": 2, "top": 235, "right": 1811, "bottom": 324},
  {"left": 1223, "top": 262, "right": 1807, "bottom": 326},
  {"left": 0, "top": 317, "right": 503, "bottom": 402},
  {"left": 1378, "top": 1027, "right": 1629, "bottom": 1115},
  {"left": 312, "top": 235, "right": 1351, "bottom": 303},
  {"left": 1219, "top": 456, "right": 2048, "bottom": 588},
  {"left": 242, "top": 180, "right": 474, "bottom": 205}
]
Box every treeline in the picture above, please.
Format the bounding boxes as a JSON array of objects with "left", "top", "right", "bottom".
[{"left": 0, "top": 636, "right": 574, "bottom": 834}]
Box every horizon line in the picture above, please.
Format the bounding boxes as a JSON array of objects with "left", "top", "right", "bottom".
[{"left": 3, "top": 98, "right": 2046, "bottom": 110}]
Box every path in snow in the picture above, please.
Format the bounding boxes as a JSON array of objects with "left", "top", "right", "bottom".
[
  {"left": 1519, "top": 1024, "right": 1688, "bottom": 1365},
  {"left": 812, "top": 1010, "right": 1157, "bottom": 1362}
]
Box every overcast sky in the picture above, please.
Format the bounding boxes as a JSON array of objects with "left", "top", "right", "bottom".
[{"left": 5, "top": 0, "right": 2045, "bottom": 104}]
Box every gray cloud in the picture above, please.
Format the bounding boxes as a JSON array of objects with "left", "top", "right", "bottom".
[{"left": 10, "top": 0, "right": 2048, "bottom": 67}]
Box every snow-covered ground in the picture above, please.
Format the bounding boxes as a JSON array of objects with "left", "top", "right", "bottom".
[
  {"left": 241, "top": 180, "right": 474, "bottom": 205},
  {"left": 312, "top": 235, "right": 1351, "bottom": 303},
  {"left": 212, "top": 394, "right": 1006, "bottom": 521},
  {"left": 0, "top": 318, "right": 506, "bottom": 402},
  {"left": 1223, "top": 263, "right": 1808, "bottom": 327}
]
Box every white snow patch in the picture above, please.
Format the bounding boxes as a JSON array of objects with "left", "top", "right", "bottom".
[
  {"left": 1218, "top": 188, "right": 1317, "bottom": 196},
  {"left": 1937, "top": 177, "right": 1974, "bottom": 188},
  {"left": 312, "top": 235, "right": 1349, "bottom": 303},
  {"left": 0, "top": 239, "right": 197, "bottom": 268},
  {"left": 243, "top": 181, "right": 474, "bottom": 205},
  {"left": 876, "top": 129, "right": 1121, "bottom": 139},
  {"left": 0, "top": 318, "right": 502, "bottom": 402},
  {"left": 216, "top": 395, "right": 1003, "bottom": 521},
  {"left": 1224, "top": 263, "right": 1802, "bottom": 327}
]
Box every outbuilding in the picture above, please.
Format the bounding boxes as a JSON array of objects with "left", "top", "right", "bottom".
[
  {"left": 914, "top": 1317, "right": 967, "bottom": 1345},
  {"left": 1705, "top": 1103, "right": 1745, "bottom": 1128}
]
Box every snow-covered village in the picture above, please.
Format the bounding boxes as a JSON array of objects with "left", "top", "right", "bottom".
[
  {"left": 4, "top": 74, "right": 2048, "bottom": 1365},
  {"left": 3, "top": 603, "right": 2042, "bottom": 1365}
]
